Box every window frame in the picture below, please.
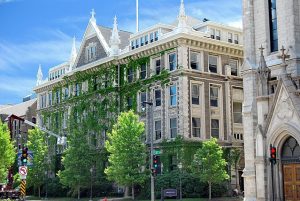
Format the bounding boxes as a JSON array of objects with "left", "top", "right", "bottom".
[
  {"left": 170, "top": 118, "right": 177, "bottom": 138},
  {"left": 169, "top": 53, "right": 177, "bottom": 71},
  {"left": 208, "top": 55, "right": 218, "bottom": 73},
  {"left": 155, "top": 89, "right": 162, "bottom": 107},
  {"left": 155, "top": 120, "right": 162, "bottom": 140},
  {"left": 192, "top": 117, "right": 201, "bottom": 138},
  {"left": 210, "top": 85, "right": 219, "bottom": 107},
  {"left": 140, "top": 64, "right": 147, "bottom": 79},
  {"left": 229, "top": 59, "right": 238, "bottom": 76},
  {"left": 190, "top": 51, "right": 201, "bottom": 70},
  {"left": 233, "top": 102, "right": 243, "bottom": 124},
  {"left": 170, "top": 85, "right": 177, "bottom": 106},
  {"left": 191, "top": 84, "right": 200, "bottom": 105},
  {"left": 211, "top": 119, "right": 220, "bottom": 138}
]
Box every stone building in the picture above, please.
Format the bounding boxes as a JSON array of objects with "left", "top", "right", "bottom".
[
  {"left": 242, "top": 0, "right": 300, "bottom": 200},
  {"left": 0, "top": 98, "right": 37, "bottom": 151},
  {"left": 34, "top": 0, "right": 244, "bottom": 190}
]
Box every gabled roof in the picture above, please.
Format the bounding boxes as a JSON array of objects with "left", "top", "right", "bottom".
[
  {"left": 97, "top": 26, "right": 131, "bottom": 50},
  {"left": 0, "top": 98, "right": 37, "bottom": 117},
  {"left": 264, "top": 76, "right": 300, "bottom": 133}
]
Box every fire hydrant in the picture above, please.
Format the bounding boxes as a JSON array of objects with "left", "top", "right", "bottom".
[{"left": 102, "top": 197, "right": 108, "bottom": 201}]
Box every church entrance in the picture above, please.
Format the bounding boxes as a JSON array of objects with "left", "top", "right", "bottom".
[{"left": 281, "top": 137, "right": 300, "bottom": 201}]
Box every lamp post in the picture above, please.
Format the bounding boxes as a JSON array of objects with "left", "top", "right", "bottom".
[
  {"left": 89, "top": 167, "right": 94, "bottom": 201},
  {"left": 142, "top": 101, "right": 154, "bottom": 201},
  {"left": 178, "top": 162, "right": 182, "bottom": 201}
]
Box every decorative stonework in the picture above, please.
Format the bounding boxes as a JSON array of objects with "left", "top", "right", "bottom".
[{"left": 276, "top": 96, "right": 294, "bottom": 121}]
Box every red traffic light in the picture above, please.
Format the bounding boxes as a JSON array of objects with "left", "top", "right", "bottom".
[{"left": 270, "top": 145, "right": 277, "bottom": 164}]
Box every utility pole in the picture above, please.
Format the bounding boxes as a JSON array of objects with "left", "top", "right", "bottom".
[{"left": 142, "top": 101, "right": 154, "bottom": 201}]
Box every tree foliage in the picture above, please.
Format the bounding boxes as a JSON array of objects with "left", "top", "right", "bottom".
[
  {"left": 0, "top": 121, "right": 15, "bottom": 183},
  {"left": 105, "top": 111, "right": 147, "bottom": 196},
  {"left": 57, "top": 127, "right": 94, "bottom": 199},
  {"left": 27, "top": 128, "right": 48, "bottom": 197},
  {"left": 192, "top": 138, "right": 229, "bottom": 199}
]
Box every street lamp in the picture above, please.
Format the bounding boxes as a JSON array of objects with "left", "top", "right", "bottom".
[
  {"left": 89, "top": 167, "right": 94, "bottom": 201},
  {"left": 142, "top": 101, "right": 155, "bottom": 201},
  {"left": 178, "top": 162, "right": 182, "bottom": 201}
]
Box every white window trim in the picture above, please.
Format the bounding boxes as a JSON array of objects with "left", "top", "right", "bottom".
[
  {"left": 189, "top": 50, "right": 202, "bottom": 71},
  {"left": 208, "top": 55, "right": 220, "bottom": 74},
  {"left": 191, "top": 117, "right": 201, "bottom": 138}
]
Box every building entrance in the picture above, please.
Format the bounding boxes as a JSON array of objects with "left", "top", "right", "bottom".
[{"left": 281, "top": 137, "right": 300, "bottom": 201}]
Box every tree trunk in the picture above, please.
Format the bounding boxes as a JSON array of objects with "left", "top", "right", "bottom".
[
  {"left": 38, "top": 186, "right": 40, "bottom": 198},
  {"left": 124, "top": 186, "right": 129, "bottom": 197},
  {"left": 208, "top": 182, "right": 212, "bottom": 200},
  {"left": 235, "top": 163, "right": 240, "bottom": 190},
  {"left": 77, "top": 186, "right": 80, "bottom": 199},
  {"left": 132, "top": 184, "right": 135, "bottom": 200}
]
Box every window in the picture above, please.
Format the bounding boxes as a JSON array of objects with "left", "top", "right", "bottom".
[
  {"left": 150, "top": 33, "right": 154, "bottom": 43},
  {"left": 210, "top": 28, "right": 215, "bottom": 39},
  {"left": 155, "top": 89, "right": 161, "bottom": 107},
  {"left": 131, "top": 41, "right": 135, "bottom": 50},
  {"left": 211, "top": 119, "right": 219, "bottom": 138},
  {"left": 140, "top": 92, "right": 147, "bottom": 110},
  {"left": 169, "top": 53, "right": 177, "bottom": 71},
  {"left": 170, "top": 85, "right": 177, "bottom": 106},
  {"left": 64, "top": 87, "right": 69, "bottom": 99},
  {"left": 48, "top": 92, "right": 52, "bottom": 106},
  {"left": 170, "top": 118, "right": 177, "bottom": 138},
  {"left": 155, "top": 59, "right": 161, "bottom": 75},
  {"left": 192, "top": 117, "right": 201, "bottom": 137},
  {"left": 269, "top": 0, "right": 278, "bottom": 52},
  {"left": 233, "top": 133, "right": 243, "bottom": 141},
  {"left": 155, "top": 120, "right": 162, "bottom": 140},
  {"left": 154, "top": 31, "right": 159, "bottom": 41},
  {"left": 140, "top": 37, "right": 144, "bottom": 46},
  {"left": 191, "top": 84, "right": 200, "bottom": 105},
  {"left": 234, "top": 34, "right": 239, "bottom": 44},
  {"left": 233, "top": 102, "right": 243, "bottom": 123},
  {"left": 55, "top": 90, "right": 60, "bottom": 104},
  {"left": 228, "top": 33, "right": 233, "bottom": 43},
  {"left": 229, "top": 59, "right": 238, "bottom": 76},
  {"left": 86, "top": 44, "right": 96, "bottom": 61},
  {"left": 145, "top": 35, "right": 148, "bottom": 45},
  {"left": 216, "top": 30, "right": 221, "bottom": 40},
  {"left": 127, "top": 97, "right": 133, "bottom": 110},
  {"left": 63, "top": 111, "right": 68, "bottom": 129},
  {"left": 135, "top": 39, "right": 139, "bottom": 48},
  {"left": 210, "top": 86, "right": 219, "bottom": 107},
  {"left": 75, "top": 83, "right": 81, "bottom": 96},
  {"left": 127, "top": 67, "right": 134, "bottom": 83},
  {"left": 208, "top": 55, "right": 218, "bottom": 73},
  {"left": 190, "top": 52, "right": 200, "bottom": 70},
  {"left": 140, "top": 64, "right": 147, "bottom": 79}
]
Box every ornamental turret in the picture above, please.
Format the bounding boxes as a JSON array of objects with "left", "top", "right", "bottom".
[
  {"left": 257, "top": 46, "right": 270, "bottom": 96},
  {"left": 109, "top": 16, "right": 121, "bottom": 56},
  {"left": 69, "top": 36, "right": 77, "bottom": 69},
  {"left": 36, "top": 64, "right": 43, "bottom": 86}
]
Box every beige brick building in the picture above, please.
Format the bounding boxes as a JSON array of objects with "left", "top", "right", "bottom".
[{"left": 34, "top": 0, "right": 244, "bottom": 190}]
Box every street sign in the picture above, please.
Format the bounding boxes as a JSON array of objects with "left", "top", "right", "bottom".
[
  {"left": 154, "top": 149, "right": 161, "bottom": 155},
  {"left": 17, "top": 151, "right": 34, "bottom": 166},
  {"left": 19, "top": 166, "right": 27, "bottom": 176}
]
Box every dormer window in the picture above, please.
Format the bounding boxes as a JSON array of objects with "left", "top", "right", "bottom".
[
  {"left": 154, "top": 31, "right": 159, "bottom": 41},
  {"left": 86, "top": 42, "right": 97, "bottom": 62},
  {"left": 135, "top": 39, "right": 139, "bottom": 48},
  {"left": 140, "top": 37, "right": 144, "bottom": 46},
  {"left": 216, "top": 30, "right": 221, "bottom": 40},
  {"left": 145, "top": 35, "right": 148, "bottom": 45},
  {"left": 234, "top": 34, "right": 239, "bottom": 44},
  {"left": 210, "top": 28, "right": 215, "bottom": 39},
  {"left": 150, "top": 33, "right": 154, "bottom": 43},
  {"left": 228, "top": 33, "right": 233, "bottom": 43},
  {"left": 131, "top": 41, "right": 135, "bottom": 50}
]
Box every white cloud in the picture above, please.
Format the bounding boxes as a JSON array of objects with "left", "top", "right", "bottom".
[
  {"left": 0, "top": 76, "right": 36, "bottom": 97},
  {"left": 227, "top": 19, "right": 243, "bottom": 29},
  {"left": 0, "top": 29, "right": 77, "bottom": 72}
]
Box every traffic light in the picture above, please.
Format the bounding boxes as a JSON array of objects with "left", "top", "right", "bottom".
[
  {"left": 153, "top": 155, "right": 161, "bottom": 175},
  {"left": 270, "top": 145, "right": 276, "bottom": 164},
  {"left": 21, "top": 147, "right": 28, "bottom": 165}
]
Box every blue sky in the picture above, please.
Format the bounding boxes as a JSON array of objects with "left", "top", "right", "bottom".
[{"left": 0, "top": 0, "right": 242, "bottom": 105}]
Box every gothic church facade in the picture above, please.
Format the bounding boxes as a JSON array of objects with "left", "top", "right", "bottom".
[{"left": 242, "top": 0, "right": 300, "bottom": 200}]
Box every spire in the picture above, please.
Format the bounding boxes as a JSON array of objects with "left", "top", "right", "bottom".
[
  {"left": 257, "top": 45, "right": 270, "bottom": 96},
  {"left": 36, "top": 64, "right": 43, "bottom": 86},
  {"left": 109, "top": 16, "right": 121, "bottom": 56},
  {"left": 178, "top": 0, "right": 187, "bottom": 28},
  {"left": 69, "top": 36, "right": 77, "bottom": 69},
  {"left": 90, "top": 9, "right": 96, "bottom": 23},
  {"left": 277, "top": 46, "right": 290, "bottom": 75}
]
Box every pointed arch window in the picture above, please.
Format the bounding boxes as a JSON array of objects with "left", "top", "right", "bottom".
[
  {"left": 269, "top": 0, "right": 278, "bottom": 52},
  {"left": 281, "top": 137, "right": 300, "bottom": 163}
]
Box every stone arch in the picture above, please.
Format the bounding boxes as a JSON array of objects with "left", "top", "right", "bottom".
[{"left": 281, "top": 136, "right": 300, "bottom": 163}]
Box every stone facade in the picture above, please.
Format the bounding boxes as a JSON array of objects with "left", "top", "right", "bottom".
[{"left": 243, "top": 0, "right": 300, "bottom": 200}]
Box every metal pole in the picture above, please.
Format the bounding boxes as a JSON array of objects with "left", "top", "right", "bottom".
[
  {"left": 150, "top": 103, "right": 155, "bottom": 201},
  {"left": 179, "top": 173, "right": 182, "bottom": 201},
  {"left": 89, "top": 168, "right": 93, "bottom": 201},
  {"left": 271, "top": 162, "right": 275, "bottom": 201}
]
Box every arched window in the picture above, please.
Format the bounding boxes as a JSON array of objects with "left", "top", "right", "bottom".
[{"left": 281, "top": 137, "right": 300, "bottom": 163}]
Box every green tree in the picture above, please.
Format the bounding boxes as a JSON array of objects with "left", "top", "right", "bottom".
[
  {"left": 27, "top": 128, "right": 48, "bottom": 197},
  {"left": 0, "top": 120, "right": 15, "bottom": 183},
  {"left": 58, "top": 127, "right": 94, "bottom": 199},
  {"left": 192, "top": 138, "right": 229, "bottom": 200},
  {"left": 105, "top": 111, "right": 147, "bottom": 200}
]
